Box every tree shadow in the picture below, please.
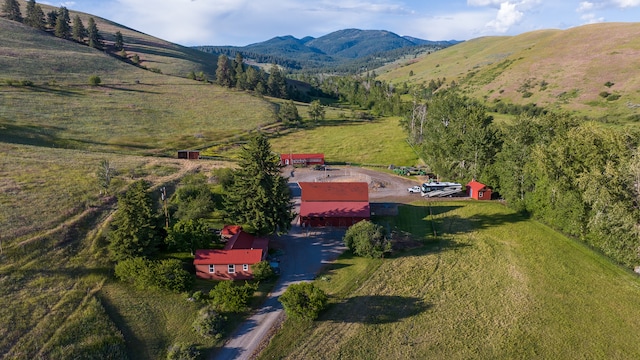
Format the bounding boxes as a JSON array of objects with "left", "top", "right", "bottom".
[{"left": 321, "top": 295, "right": 430, "bottom": 324}]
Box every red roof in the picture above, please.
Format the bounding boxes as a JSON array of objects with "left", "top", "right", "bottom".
[
  {"left": 299, "top": 182, "right": 369, "bottom": 202},
  {"left": 194, "top": 249, "right": 263, "bottom": 265},
  {"left": 280, "top": 153, "right": 324, "bottom": 160},
  {"left": 300, "top": 201, "right": 370, "bottom": 218},
  {"left": 466, "top": 179, "right": 488, "bottom": 192},
  {"left": 221, "top": 225, "right": 242, "bottom": 237},
  {"left": 225, "top": 231, "right": 269, "bottom": 252}
]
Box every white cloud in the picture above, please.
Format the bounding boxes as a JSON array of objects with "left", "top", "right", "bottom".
[
  {"left": 577, "top": 1, "right": 595, "bottom": 12},
  {"left": 486, "top": 2, "right": 524, "bottom": 32},
  {"left": 467, "top": 0, "right": 504, "bottom": 6},
  {"left": 610, "top": 0, "right": 640, "bottom": 7}
]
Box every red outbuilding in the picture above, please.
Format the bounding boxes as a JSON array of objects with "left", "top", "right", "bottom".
[
  {"left": 177, "top": 150, "right": 200, "bottom": 160},
  {"left": 280, "top": 153, "right": 325, "bottom": 167},
  {"left": 194, "top": 229, "right": 268, "bottom": 280},
  {"left": 466, "top": 179, "right": 492, "bottom": 200},
  {"left": 298, "top": 182, "right": 370, "bottom": 227}
]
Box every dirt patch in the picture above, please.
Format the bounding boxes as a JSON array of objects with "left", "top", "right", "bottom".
[{"left": 390, "top": 230, "right": 424, "bottom": 251}]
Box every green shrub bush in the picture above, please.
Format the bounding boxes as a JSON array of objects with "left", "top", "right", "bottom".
[
  {"left": 279, "top": 282, "right": 327, "bottom": 321},
  {"left": 252, "top": 260, "right": 274, "bottom": 281},
  {"left": 192, "top": 307, "right": 225, "bottom": 339}
]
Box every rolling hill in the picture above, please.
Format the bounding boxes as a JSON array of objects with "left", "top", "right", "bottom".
[{"left": 378, "top": 22, "right": 640, "bottom": 121}]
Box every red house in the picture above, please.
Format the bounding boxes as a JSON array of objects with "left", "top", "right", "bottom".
[
  {"left": 280, "top": 153, "right": 325, "bottom": 167},
  {"left": 298, "top": 182, "right": 370, "bottom": 227},
  {"left": 467, "top": 179, "right": 492, "bottom": 200},
  {"left": 194, "top": 230, "right": 268, "bottom": 280}
]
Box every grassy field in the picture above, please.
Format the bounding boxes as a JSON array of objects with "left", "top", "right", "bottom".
[
  {"left": 260, "top": 201, "right": 640, "bottom": 359},
  {"left": 267, "top": 115, "right": 420, "bottom": 166}
]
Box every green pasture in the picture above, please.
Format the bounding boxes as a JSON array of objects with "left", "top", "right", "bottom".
[
  {"left": 260, "top": 201, "right": 640, "bottom": 359},
  {"left": 268, "top": 115, "right": 420, "bottom": 166}
]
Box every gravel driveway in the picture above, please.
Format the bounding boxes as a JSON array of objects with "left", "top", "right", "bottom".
[{"left": 212, "top": 166, "right": 426, "bottom": 360}]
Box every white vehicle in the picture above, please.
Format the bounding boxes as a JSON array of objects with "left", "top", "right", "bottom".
[
  {"left": 407, "top": 185, "right": 422, "bottom": 193},
  {"left": 421, "top": 182, "right": 463, "bottom": 197}
]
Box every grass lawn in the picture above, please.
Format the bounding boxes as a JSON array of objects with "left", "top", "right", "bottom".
[
  {"left": 267, "top": 115, "right": 420, "bottom": 166},
  {"left": 260, "top": 201, "right": 640, "bottom": 359}
]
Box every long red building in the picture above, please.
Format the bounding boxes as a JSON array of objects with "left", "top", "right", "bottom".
[
  {"left": 280, "top": 153, "right": 325, "bottom": 167},
  {"left": 298, "top": 182, "right": 370, "bottom": 227}
]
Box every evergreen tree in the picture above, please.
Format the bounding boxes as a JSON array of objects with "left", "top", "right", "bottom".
[
  {"left": 46, "top": 10, "right": 57, "bottom": 29},
  {"left": 278, "top": 100, "right": 301, "bottom": 126},
  {"left": 86, "top": 17, "right": 102, "bottom": 49},
  {"left": 215, "top": 55, "right": 234, "bottom": 87},
  {"left": 2, "top": 0, "right": 22, "bottom": 22},
  {"left": 54, "top": 6, "right": 70, "bottom": 39},
  {"left": 114, "top": 30, "right": 124, "bottom": 50},
  {"left": 267, "top": 64, "right": 287, "bottom": 98},
  {"left": 108, "top": 180, "right": 159, "bottom": 261},
  {"left": 71, "top": 14, "right": 86, "bottom": 42},
  {"left": 25, "top": 0, "right": 45, "bottom": 30},
  {"left": 224, "top": 133, "right": 294, "bottom": 235},
  {"left": 234, "top": 53, "right": 247, "bottom": 89}
]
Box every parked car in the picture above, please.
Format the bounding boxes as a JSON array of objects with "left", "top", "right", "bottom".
[{"left": 407, "top": 185, "right": 421, "bottom": 193}]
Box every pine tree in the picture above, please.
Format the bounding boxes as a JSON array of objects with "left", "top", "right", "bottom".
[
  {"left": 2, "top": 0, "right": 22, "bottom": 22},
  {"left": 108, "top": 180, "right": 159, "bottom": 261},
  {"left": 215, "top": 55, "right": 234, "bottom": 87},
  {"left": 267, "top": 64, "right": 287, "bottom": 98},
  {"left": 46, "top": 10, "right": 57, "bottom": 29},
  {"left": 234, "top": 53, "right": 246, "bottom": 89},
  {"left": 114, "top": 30, "right": 124, "bottom": 50},
  {"left": 86, "top": 17, "right": 102, "bottom": 49},
  {"left": 25, "top": 0, "right": 45, "bottom": 30},
  {"left": 54, "top": 6, "right": 70, "bottom": 39},
  {"left": 71, "top": 14, "right": 86, "bottom": 42},
  {"left": 224, "top": 133, "right": 294, "bottom": 235}
]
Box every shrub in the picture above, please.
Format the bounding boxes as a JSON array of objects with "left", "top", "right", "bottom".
[
  {"left": 604, "top": 81, "right": 615, "bottom": 88},
  {"left": 153, "top": 259, "right": 194, "bottom": 293},
  {"left": 114, "top": 257, "right": 152, "bottom": 289},
  {"left": 252, "top": 260, "right": 274, "bottom": 281},
  {"left": 192, "top": 307, "right": 225, "bottom": 339},
  {"left": 209, "top": 281, "right": 257, "bottom": 313},
  {"left": 167, "top": 343, "right": 200, "bottom": 360},
  {"left": 599, "top": 91, "right": 611, "bottom": 98},
  {"left": 279, "top": 282, "right": 327, "bottom": 321},
  {"left": 89, "top": 75, "right": 101, "bottom": 86},
  {"left": 606, "top": 93, "right": 621, "bottom": 101},
  {"left": 343, "top": 220, "right": 392, "bottom": 258}
]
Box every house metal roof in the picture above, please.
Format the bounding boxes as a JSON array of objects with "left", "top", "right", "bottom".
[
  {"left": 194, "top": 249, "right": 263, "bottom": 265},
  {"left": 280, "top": 153, "right": 324, "bottom": 160},
  {"left": 298, "top": 182, "right": 369, "bottom": 202}
]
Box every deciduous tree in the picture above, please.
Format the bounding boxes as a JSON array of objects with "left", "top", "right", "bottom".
[
  {"left": 308, "top": 100, "right": 325, "bottom": 122},
  {"left": 279, "top": 282, "right": 327, "bottom": 321},
  {"left": 343, "top": 220, "right": 391, "bottom": 258}
]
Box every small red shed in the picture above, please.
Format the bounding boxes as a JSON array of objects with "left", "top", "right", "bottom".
[
  {"left": 178, "top": 150, "right": 200, "bottom": 160},
  {"left": 280, "top": 153, "right": 324, "bottom": 167},
  {"left": 467, "top": 179, "right": 492, "bottom": 200},
  {"left": 194, "top": 230, "right": 268, "bottom": 280}
]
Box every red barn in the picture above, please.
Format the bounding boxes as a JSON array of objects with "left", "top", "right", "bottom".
[
  {"left": 194, "top": 230, "right": 268, "bottom": 280},
  {"left": 298, "top": 182, "right": 370, "bottom": 227},
  {"left": 280, "top": 153, "right": 324, "bottom": 167},
  {"left": 467, "top": 179, "right": 492, "bottom": 200}
]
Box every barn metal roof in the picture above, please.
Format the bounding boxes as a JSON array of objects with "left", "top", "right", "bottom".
[
  {"left": 299, "top": 201, "right": 370, "bottom": 218},
  {"left": 298, "top": 182, "right": 369, "bottom": 202},
  {"left": 466, "top": 179, "right": 489, "bottom": 192},
  {"left": 280, "top": 153, "right": 324, "bottom": 159}
]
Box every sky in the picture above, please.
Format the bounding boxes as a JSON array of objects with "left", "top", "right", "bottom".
[{"left": 43, "top": 0, "right": 640, "bottom": 46}]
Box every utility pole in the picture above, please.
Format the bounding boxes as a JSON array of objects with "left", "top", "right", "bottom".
[{"left": 160, "top": 187, "right": 169, "bottom": 229}]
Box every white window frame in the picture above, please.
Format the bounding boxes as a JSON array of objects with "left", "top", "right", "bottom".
[
  {"left": 208, "top": 264, "right": 215, "bottom": 273},
  {"left": 243, "top": 264, "right": 249, "bottom": 271},
  {"left": 228, "top": 264, "right": 235, "bottom": 274}
]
